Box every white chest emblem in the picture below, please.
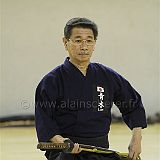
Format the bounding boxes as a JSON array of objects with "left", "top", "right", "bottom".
[{"left": 97, "top": 86, "right": 105, "bottom": 111}]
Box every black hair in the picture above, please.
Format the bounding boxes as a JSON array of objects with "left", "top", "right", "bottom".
[{"left": 64, "top": 17, "right": 98, "bottom": 40}]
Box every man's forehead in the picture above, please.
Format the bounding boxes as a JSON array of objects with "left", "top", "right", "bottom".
[{"left": 71, "top": 27, "right": 94, "bottom": 38}]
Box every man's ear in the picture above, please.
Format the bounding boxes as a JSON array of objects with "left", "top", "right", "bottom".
[
  {"left": 93, "top": 41, "right": 96, "bottom": 51},
  {"left": 63, "top": 37, "right": 68, "bottom": 51}
]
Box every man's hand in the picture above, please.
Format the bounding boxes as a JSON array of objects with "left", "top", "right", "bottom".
[
  {"left": 128, "top": 127, "right": 142, "bottom": 160},
  {"left": 70, "top": 143, "right": 81, "bottom": 154},
  {"left": 50, "top": 135, "right": 81, "bottom": 154}
]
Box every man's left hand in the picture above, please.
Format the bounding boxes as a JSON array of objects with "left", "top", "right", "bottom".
[{"left": 128, "top": 127, "right": 142, "bottom": 160}]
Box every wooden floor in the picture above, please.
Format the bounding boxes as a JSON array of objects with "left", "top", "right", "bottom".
[{"left": 0, "top": 124, "right": 160, "bottom": 160}]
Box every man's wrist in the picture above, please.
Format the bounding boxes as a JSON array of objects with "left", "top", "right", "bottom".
[{"left": 132, "top": 127, "right": 142, "bottom": 139}]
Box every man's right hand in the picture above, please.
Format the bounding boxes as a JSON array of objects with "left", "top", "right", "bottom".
[{"left": 50, "top": 135, "right": 81, "bottom": 154}]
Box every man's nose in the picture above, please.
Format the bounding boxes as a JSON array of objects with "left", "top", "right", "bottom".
[{"left": 80, "top": 41, "right": 88, "bottom": 50}]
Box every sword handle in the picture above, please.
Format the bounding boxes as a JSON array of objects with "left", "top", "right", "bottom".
[{"left": 37, "top": 139, "right": 74, "bottom": 153}]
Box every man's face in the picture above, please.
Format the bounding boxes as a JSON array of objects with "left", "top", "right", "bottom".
[{"left": 63, "top": 27, "right": 96, "bottom": 63}]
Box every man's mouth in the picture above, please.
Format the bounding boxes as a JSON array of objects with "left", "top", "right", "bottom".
[{"left": 78, "top": 53, "right": 89, "bottom": 55}]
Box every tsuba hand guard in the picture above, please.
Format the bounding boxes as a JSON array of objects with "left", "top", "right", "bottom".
[{"left": 63, "top": 139, "right": 74, "bottom": 153}]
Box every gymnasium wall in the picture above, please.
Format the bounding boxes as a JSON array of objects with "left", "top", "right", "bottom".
[{"left": 1, "top": 0, "right": 159, "bottom": 117}]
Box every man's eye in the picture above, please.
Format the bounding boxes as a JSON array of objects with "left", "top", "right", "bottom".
[
  {"left": 87, "top": 40, "right": 92, "bottom": 43},
  {"left": 75, "top": 40, "right": 81, "bottom": 43},
  {"left": 87, "top": 40, "right": 94, "bottom": 44}
]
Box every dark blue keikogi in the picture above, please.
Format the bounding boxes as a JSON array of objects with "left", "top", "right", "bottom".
[{"left": 35, "top": 57, "right": 147, "bottom": 159}]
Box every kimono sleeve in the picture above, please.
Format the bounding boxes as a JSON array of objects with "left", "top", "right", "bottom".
[
  {"left": 112, "top": 72, "right": 147, "bottom": 130},
  {"left": 35, "top": 74, "right": 60, "bottom": 142}
]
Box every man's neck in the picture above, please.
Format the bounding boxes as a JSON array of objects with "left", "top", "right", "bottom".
[{"left": 69, "top": 58, "right": 90, "bottom": 76}]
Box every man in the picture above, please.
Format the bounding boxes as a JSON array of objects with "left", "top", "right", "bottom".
[{"left": 35, "top": 17, "right": 147, "bottom": 160}]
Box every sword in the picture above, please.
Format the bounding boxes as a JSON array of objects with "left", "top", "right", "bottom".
[{"left": 37, "top": 139, "right": 141, "bottom": 160}]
